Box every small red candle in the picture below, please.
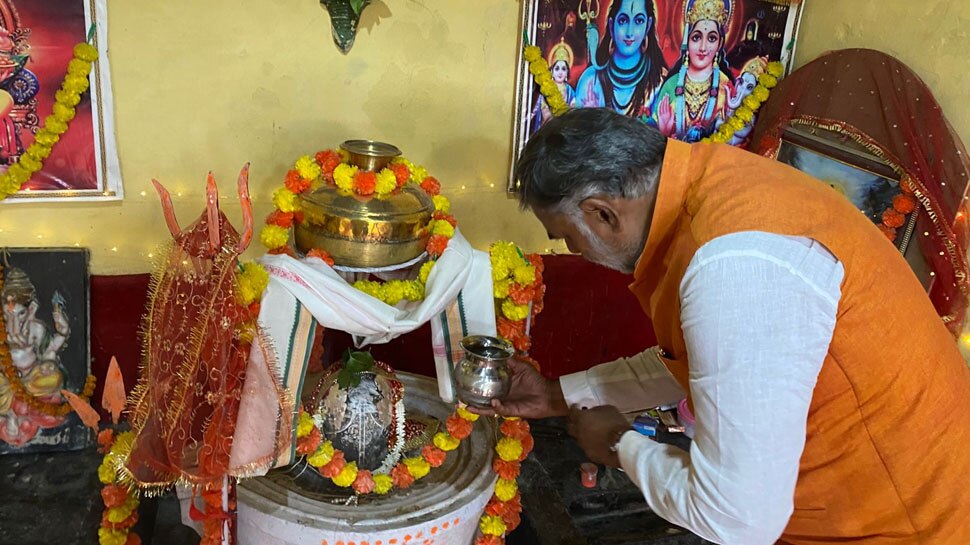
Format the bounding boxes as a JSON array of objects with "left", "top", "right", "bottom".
[{"left": 580, "top": 463, "right": 598, "bottom": 488}]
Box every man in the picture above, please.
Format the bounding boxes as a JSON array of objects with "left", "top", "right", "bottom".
[{"left": 481, "top": 108, "right": 970, "bottom": 544}]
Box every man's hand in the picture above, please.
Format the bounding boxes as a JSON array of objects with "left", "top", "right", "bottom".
[
  {"left": 567, "top": 405, "right": 630, "bottom": 468},
  {"left": 468, "top": 358, "right": 568, "bottom": 419}
]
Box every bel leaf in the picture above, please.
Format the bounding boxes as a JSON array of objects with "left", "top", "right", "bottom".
[{"left": 337, "top": 349, "right": 374, "bottom": 389}]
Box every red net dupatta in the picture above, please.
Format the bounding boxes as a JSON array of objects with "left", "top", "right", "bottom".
[
  {"left": 122, "top": 211, "right": 252, "bottom": 490},
  {"left": 749, "top": 48, "right": 970, "bottom": 333}
]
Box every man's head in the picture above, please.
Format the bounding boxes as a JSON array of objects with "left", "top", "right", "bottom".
[{"left": 514, "top": 108, "right": 666, "bottom": 273}]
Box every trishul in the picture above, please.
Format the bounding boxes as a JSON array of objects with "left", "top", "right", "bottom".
[
  {"left": 578, "top": 0, "right": 600, "bottom": 24},
  {"left": 151, "top": 164, "right": 254, "bottom": 256},
  {"left": 579, "top": 0, "right": 605, "bottom": 71}
]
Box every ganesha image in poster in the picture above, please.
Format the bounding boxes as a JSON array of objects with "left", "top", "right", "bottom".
[
  {"left": 0, "top": 248, "right": 91, "bottom": 454},
  {"left": 0, "top": 0, "right": 120, "bottom": 201},
  {"left": 512, "top": 0, "right": 804, "bottom": 185}
]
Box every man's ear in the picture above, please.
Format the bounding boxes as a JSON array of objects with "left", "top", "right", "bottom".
[{"left": 579, "top": 197, "right": 621, "bottom": 232}]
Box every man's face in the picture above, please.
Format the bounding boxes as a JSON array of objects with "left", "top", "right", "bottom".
[{"left": 533, "top": 205, "right": 642, "bottom": 274}]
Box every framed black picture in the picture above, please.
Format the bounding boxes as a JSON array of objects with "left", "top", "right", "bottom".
[
  {"left": 1, "top": 247, "right": 91, "bottom": 454},
  {"left": 776, "top": 127, "right": 933, "bottom": 289}
]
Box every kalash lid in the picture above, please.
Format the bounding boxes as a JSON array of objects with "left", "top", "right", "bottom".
[{"left": 300, "top": 140, "right": 433, "bottom": 222}]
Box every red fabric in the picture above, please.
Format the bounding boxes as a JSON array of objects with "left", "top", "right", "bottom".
[
  {"left": 89, "top": 256, "right": 657, "bottom": 393},
  {"left": 90, "top": 274, "right": 151, "bottom": 414},
  {"left": 750, "top": 48, "right": 970, "bottom": 333},
  {"left": 124, "top": 211, "right": 251, "bottom": 488}
]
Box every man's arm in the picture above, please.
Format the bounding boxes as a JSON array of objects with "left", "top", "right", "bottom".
[
  {"left": 479, "top": 349, "right": 685, "bottom": 419},
  {"left": 559, "top": 348, "right": 686, "bottom": 411},
  {"left": 617, "top": 233, "right": 843, "bottom": 545}
]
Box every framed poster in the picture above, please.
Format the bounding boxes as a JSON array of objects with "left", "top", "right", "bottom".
[
  {"left": 776, "top": 126, "right": 933, "bottom": 289},
  {"left": 1, "top": 248, "right": 91, "bottom": 454},
  {"left": 0, "top": 0, "right": 121, "bottom": 202},
  {"left": 509, "top": 0, "right": 804, "bottom": 190}
]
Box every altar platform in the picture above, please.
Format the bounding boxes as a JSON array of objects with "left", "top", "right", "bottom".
[
  {"left": 1, "top": 254, "right": 710, "bottom": 545},
  {"left": 0, "top": 422, "right": 709, "bottom": 545}
]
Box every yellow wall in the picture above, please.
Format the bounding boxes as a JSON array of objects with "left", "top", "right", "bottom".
[
  {"left": 1, "top": 0, "right": 968, "bottom": 274},
  {"left": 0, "top": 0, "right": 547, "bottom": 274},
  {"left": 793, "top": 0, "right": 970, "bottom": 144}
]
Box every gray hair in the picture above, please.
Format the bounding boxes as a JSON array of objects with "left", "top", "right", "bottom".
[{"left": 514, "top": 108, "right": 666, "bottom": 217}]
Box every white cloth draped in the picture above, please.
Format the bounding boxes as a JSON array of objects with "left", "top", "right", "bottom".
[{"left": 257, "top": 228, "right": 495, "bottom": 403}]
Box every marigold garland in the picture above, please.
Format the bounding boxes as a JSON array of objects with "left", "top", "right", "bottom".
[
  {"left": 97, "top": 430, "right": 141, "bottom": 545},
  {"left": 490, "top": 242, "right": 545, "bottom": 354},
  {"left": 0, "top": 264, "right": 97, "bottom": 416},
  {"left": 296, "top": 407, "right": 483, "bottom": 491},
  {"left": 260, "top": 149, "right": 458, "bottom": 306},
  {"left": 703, "top": 61, "right": 785, "bottom": 145},
  {"left": 876, "top": 177, "right": 920, "bottom": 241},
  {"left": 295, "top": 403, "right": 534, "bottom": 542},
  {"left": 523, "top": 45, "right": 569, "bottom": 116},
  {"left": 0, "top": 42, "right": 99, "bottom": 201}
]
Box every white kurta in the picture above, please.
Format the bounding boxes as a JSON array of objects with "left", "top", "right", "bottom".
[{"left": 561, "top": 232, "right": 844, "bottom": 545}]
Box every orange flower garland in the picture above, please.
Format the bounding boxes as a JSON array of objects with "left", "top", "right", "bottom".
[
  {"left": 877, "top": 177, "right": 920, "bottom": 241},
  {"left": 295, "top": 404, "right": 478, "bottom": 493},
  {"left": 294, "top": 403, "right": 535, "bottom": 542},
  {"left": 474, "top": 243, "right": 544, "bottom": 544},
  {"left": 260, "top": 149, "right": 458, "bottom": 306},
  {"left": 490, "top": 242, "right": 545, "bottom": 355},
  {"left": 97, "top": 430, "right": 141, "bottom": 545}
]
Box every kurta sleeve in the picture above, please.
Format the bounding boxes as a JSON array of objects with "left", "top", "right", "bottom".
[{"left": 559, "top": 348, "right": 686, "bottom": 412}]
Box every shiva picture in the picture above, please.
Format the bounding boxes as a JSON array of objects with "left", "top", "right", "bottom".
[
  {"left": 510, "top": 0, "right": 803, "bottom": 188},
  {"left": 0, "top": 248, "right": 91, "bottom": 454}
]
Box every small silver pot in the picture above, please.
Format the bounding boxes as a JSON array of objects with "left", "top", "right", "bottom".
[{"left": 455, "top": 336, "right": 513, "bottom": 409}]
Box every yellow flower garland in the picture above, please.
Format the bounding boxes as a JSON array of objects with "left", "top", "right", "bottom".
[
  {"left": 97, "top": 431, "right": 141, "bottom": 545},
  {"left": 703, "top": 61, "right": 785, "bottom": 144},
  {"left": 523, "top": 45, "right": 569, "bottom": 116},
  {"left": 0, "top": 42, "right": 99, "bottom": 201},
  {"left": 235, "top": 262, "right": 269, "bottom": 306}
]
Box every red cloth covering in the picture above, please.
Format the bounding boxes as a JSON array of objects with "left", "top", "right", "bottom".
[
  {"left": 121, "top": 211, "right": 251, "bottom": 490},
  {"left": 750, "top": 48, "right": 970, "bottom": 333}
]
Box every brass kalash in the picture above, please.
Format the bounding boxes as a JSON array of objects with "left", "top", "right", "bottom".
[{"left": 294, "top": 140, "right": 434, "bottom": 268}]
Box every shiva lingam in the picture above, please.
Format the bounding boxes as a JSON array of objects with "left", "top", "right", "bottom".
[
  {"left": 305, "top": 350, "right": 407, "bottom": 474},
  {"left": 240, "top": 371, "right": 497, "bottom": 545},
  {"left": 454, "top": 335, "right": 514, "bottom": 410},
  {"left": 294, "top": 140, "right": 435, "bottom": 268}
]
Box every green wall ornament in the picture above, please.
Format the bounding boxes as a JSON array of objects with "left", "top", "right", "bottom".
[{"left": 320, "top": 0, "right": 372, "bottom": 54}]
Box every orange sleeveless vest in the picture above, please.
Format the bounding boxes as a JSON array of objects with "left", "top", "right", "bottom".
[{"left": 629, "top": 140, "right": 970, "bottom": 543}]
